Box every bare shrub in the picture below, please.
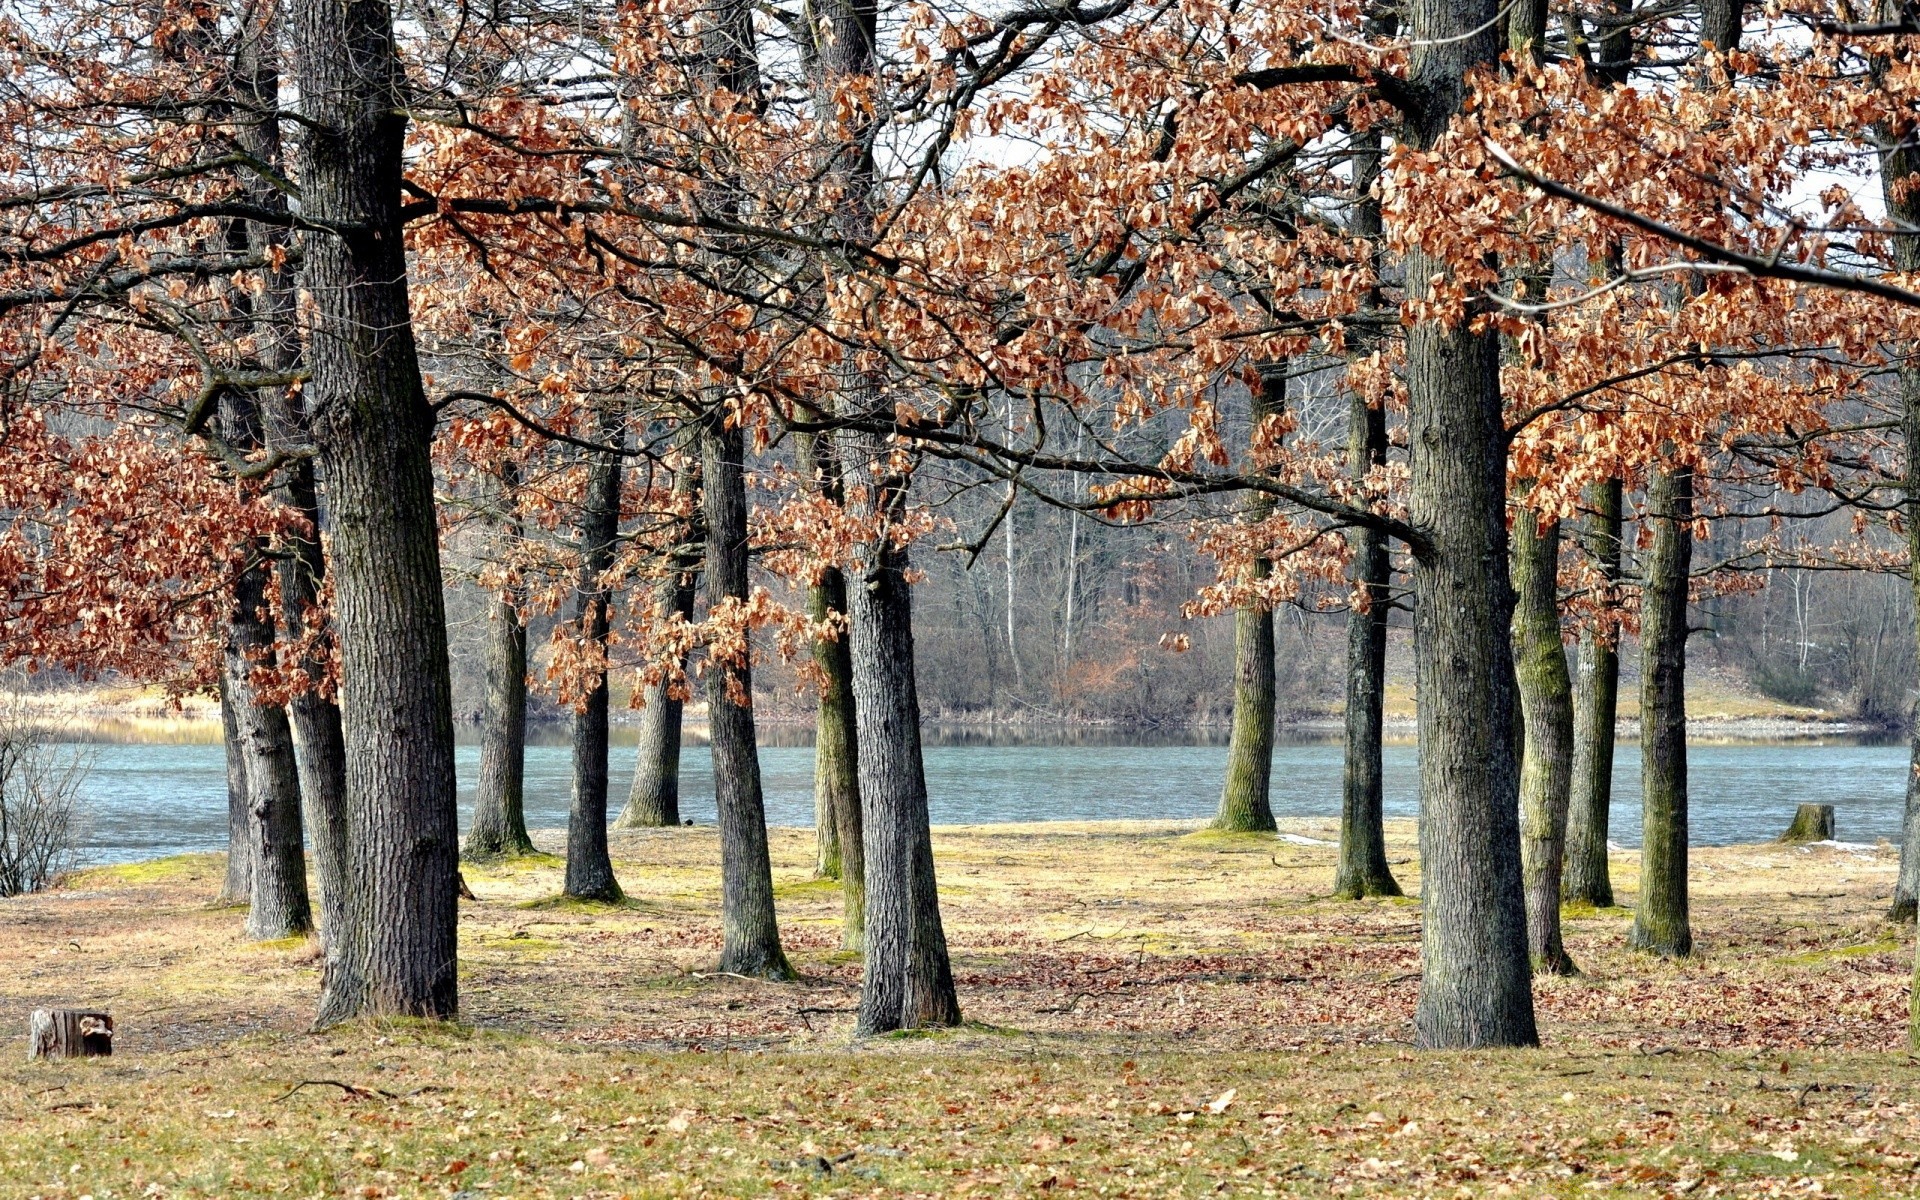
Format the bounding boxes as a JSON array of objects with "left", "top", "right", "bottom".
[{"left": 0, "top": 697, "right": 90, "bottom": 896}]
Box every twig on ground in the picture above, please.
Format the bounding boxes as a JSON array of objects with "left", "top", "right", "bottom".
[
  {"left": 1037, "top": 991, "right": 1095, "bottom": 1014},
  {"left": 271, "top": 1079, "right": 397, "bottom": 1103}
]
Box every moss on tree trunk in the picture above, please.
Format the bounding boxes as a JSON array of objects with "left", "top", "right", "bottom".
[
  {"left": 1565, "top": 479, "right": 1622, "bottom": 909},
  {"left": 1511, "top": 500, "right": 1575, "bottom": 975},
  {"left": 1630, "top": 465, "right": 1693, "bottom": 959}
]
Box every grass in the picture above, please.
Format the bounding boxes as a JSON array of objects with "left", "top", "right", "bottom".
[{"left": 3, "top": 817, "right": 1920, "bottom": 1196}]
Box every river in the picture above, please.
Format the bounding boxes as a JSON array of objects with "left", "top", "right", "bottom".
[{"left": 58, "top": 724, "right": 1905, "bottom": 866}]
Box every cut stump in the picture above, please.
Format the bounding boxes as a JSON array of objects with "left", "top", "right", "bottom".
[
  {"left": 1779, "top": 803, "right": 1835, "bottom": 844},
  {"left": 28, "top": 1009, "right": 112, "bottom": 1060}
]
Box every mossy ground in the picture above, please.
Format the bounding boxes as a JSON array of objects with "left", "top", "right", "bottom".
[{"left": 4, "top": 818, "right": 1918, "bottom": 1197}]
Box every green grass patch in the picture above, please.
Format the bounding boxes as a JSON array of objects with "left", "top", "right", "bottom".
[
  {"left": 1776, "top": 934, "right": 1902, "bottom": 965},
  {"left": 1562, "top": 900, "right": 1633, "bottom": 920},
  {"left": 68, "top": 852, "right": 224, "bottom": 887}
]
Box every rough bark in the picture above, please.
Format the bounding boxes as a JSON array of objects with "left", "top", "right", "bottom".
[
  {"left": 800, "top": 432, "right": 861, "bottom": 908},
  {"left": 215, "top": 680, "right": 252, "bottom": 908},
  {"left": 618, "top": 450, "right": 700, "bottom": 829},
  {"left": 1510, "top": 501, "right": 1575, "bottom": 975},
  {"left": 1565, "top": 478, "right": 1622, "bottom": 908},
  {"left": 1335, "top": 389, "right": 1400, "bottom": 899},
  {"left": 809, "top": 0, "right": 959, "bottom": 1032},
  {"left": 703, "top": 417, "right": 792, "bottom": 977},
  {"left": 1403, "top": 0, "right": 1538, "bottom": 1049},
  {"left": 465, "top": 469, "right": 534, "bottom": 859},
  {"left": 1215, "top": 364, "right": 1284, "bottom": 833},
  {"left": 563, "top": 412, "right": 625, "bottom": 903},
  {"left": 1333, "top": 125, "right": 1400, "bottom": 899},
  {"left": 812, "top": 565, "right": 866, "bottom": 949},
  {"left": 296, "top": 0, "right": 460, "bottom": 1024},
  {"left": 1629, "top": 465, "right": 1694, "bottom": 959}
]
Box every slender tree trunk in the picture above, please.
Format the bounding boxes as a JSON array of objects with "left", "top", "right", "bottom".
[
  {"left": 466, "top": 575, "right": 533, "bottom": 858},
  {"left": 618, "top": 450, "right": 700, "bottom": 829},
  {"left": 224, "top": 580, "right": 313, "bottom": 942},
  {"left": 1215, "top": 364, "right": 1284, "bottom": 833},
  {"left": 216, "top": 680, "right": 252, "bottom": 908},
  {"left": 1511, "top": 500, "right": 1575, "bottom": 974},
  {"left": 809, "top": 0, "right": 959, "bottom": 1032},
  {"left": 703, "top": 417, "right": 791, "bottom": 977},
  {"left": 1565, "top": 478, "right": 1621, "bottom": 907},
  {"left": 1335, "top": 390, "right": 1400, "bottom": 898},
  {"left": 797, "top": 429, "right": 860, "bottom": 898},
  {"left": 222, "top": 12, "right": 313, "bottom": 943},
  {"left": 812, "top": 566, "right": 865, "bottom": 949},
  {"left": 564, "top": 414, "right": 625, "bottom": 902},
  {"left": 1630, "top": 465, "right": 1693, "bottom": 958},
  {"left": 1334, "top": 123, "right": 1399, "bottom": 899},
  {"left": 1874, "top": 116, "right": 1920, "bottom": 925},
  {"left": 1404, "top": 0, "right": 1538, "bottom": 1049},
  {"left": 297, "top": 0, "right": 459, "bottom": 1024}
]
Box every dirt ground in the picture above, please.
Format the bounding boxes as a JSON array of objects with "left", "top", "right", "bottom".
[{"left": 2, "top": 818, "right": 1918, "bottom": 1198}]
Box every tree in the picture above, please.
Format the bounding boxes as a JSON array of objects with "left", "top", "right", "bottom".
[
  {"left": 295, "top": 0, "right": 461, "bottom": 1023},
  {"left": 466, "top": 463, "right": 535, "bottom": 859},
  {"left": 1214, "top": 365, "right": 1285, "bottom": 834},
  {"left": 561, "top": 407, "right": 627, "bottom": 904},
  {"left": 1400, "top": 0, "right": 1538, "bottom": 1047}
]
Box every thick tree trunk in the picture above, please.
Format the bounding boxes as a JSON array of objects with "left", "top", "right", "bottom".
[
  {"left": 1403, "top": 0, "right": 1538, "bottom": 1049},
  {"left": 808, "top": 0, "right": 958, "bottom": 1033},
  {"left": 216, "top": 681, "right": 252, "bottom": 908},
  {"left": 564, "top": 416, "right": 625, "bottom": 903},
  {"left": 618, "top": 452, "right": 700, "bottom": 830},
  {"left": 1510, "top": 501, "right": 1575, "bottom": 974},
  {"left": 1565, "top": 478, "right": 1621, "bottom": 908},
  {"left": 466, "top": 579, "right": 533, "bottom": 858},
  {"left": 296, "top": 0, "right": 459, "bottom": 1024},
  {"left": 1335, "top": 389, "right": 1400, "bottom": 898},
  {"left": 842, "top": 516, "right": 959, "bottom": 1031},
  {"left": 1630, "top": 465, "right": 1693, "bottom": 958},
  {"left": 1216, "top": 365, "right": 1284, "bottom": 833},
  {"left": 812, "top": 566, "right": 865, "bottom": 949},
  {"left": 702, "top": 418, "right": 792, "bottom": 977}
]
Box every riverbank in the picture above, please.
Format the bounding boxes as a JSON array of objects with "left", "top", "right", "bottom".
[{"left": 2, "top": 819, "right": 1917, "bottom": 1195}]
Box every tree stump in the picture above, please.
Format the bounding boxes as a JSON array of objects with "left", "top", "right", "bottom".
[
  {"left": 28, "top": 1009, "right": 112, "bottom": 1060},
  {"left": 1779, "top": 804, "right": 1835, "bottom": 844}
]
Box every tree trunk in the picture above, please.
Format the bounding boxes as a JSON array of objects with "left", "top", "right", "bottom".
[
  {"left": 702, "top": 418, "right": 792, "bottom": 977},
  {"left": 621, "top": 645, "right": 689, "bottom": 828},
  {"left": 618, "top": 449, "right": 700, "bottom": 830},
  {"left": 1335, "top": 388, "right": 1400, "bottom": 898},
  {"left": 1779, "top": 803, "right": 1835, "bottom": 843},
  {"left": 563, "top": 414, "right": 625, "bottom": 903},
  {"left": 1630, "top": 465, "right": 1693, "bottom": 959},
  {"left": 1880, "top": 126, "right": 1920, "bottom": 924},
  {"left": 1565, "top": 478, "right": 1621, "bottom": 908},
  {"left": 1403, "top": 0, "right": 1538, "bottom": 1049},
  {"left": 224, "top": 552, "right": 313, "bottom": 943},
  {"left": 465, "top": 558, "right": 533, "bottom": 858},
  {"left": 1215, "top": 364, "right": 1284, "bottom": 833},
  {"left": 296, "top": 0, "right": 459, "bottom": 1024},
  {"left": 812, "top": 566, "right": 865, "bottom": 949},
  {"left": 216, "top": 680, "right": 252, "bottom": 908},
  {"left": 1511, "top": 501, "right": 1575, "bottom": 975}
]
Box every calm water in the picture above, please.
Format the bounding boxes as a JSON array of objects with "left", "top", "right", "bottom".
[{"left": 63, "top": 727, "right": 1909, "bottom": 866}]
